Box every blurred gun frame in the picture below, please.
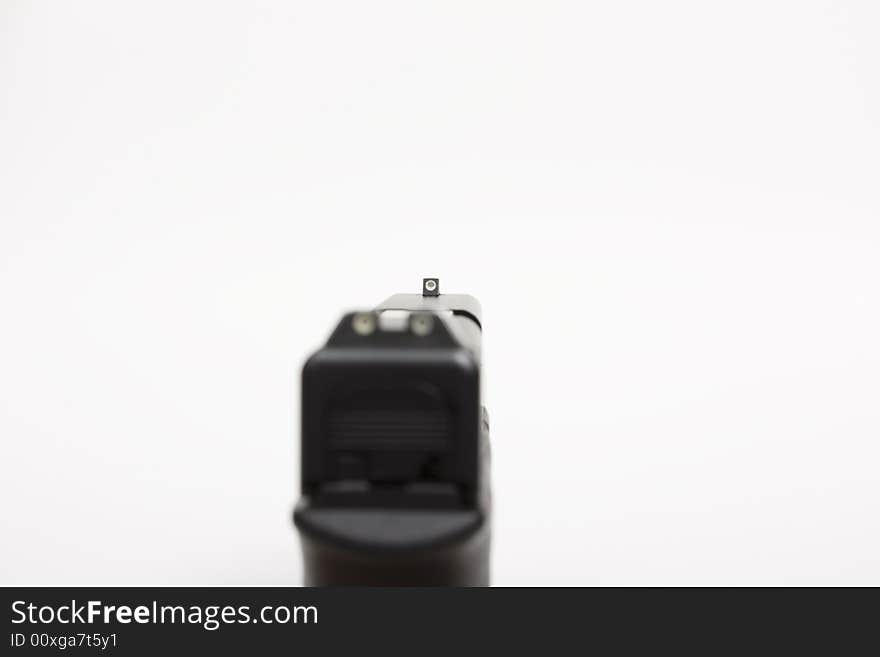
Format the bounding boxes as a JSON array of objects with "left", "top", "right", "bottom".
[{"left": 294, "top": 279, "right": 491, "bottom": 585}]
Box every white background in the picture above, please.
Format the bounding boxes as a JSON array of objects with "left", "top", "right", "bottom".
[{"left": 1, "top": 1, "right": 878, "bottom": 585}]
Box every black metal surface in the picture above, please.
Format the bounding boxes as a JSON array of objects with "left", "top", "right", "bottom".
[{"left": 295, "top": 282, "right": 491, "bottom": 585}]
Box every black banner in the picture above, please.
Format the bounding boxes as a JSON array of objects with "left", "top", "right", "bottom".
[{"left": 1, "top": 587, "right": 874, "bottom": 654}]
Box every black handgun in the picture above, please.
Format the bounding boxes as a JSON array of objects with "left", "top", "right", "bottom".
[{"left": 294, "top": 279, "right": 491, "bottom": 585}]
